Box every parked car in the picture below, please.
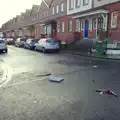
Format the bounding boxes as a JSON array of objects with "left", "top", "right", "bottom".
[
  {"left": 0, "top": 39, "right": 8, "bottom": 53},
  {"left": 34, "top": 38, "right": 60, "bottom": 53},
  {"left": 5, "top": 38, "right": 15, "bottom": 45},
  {"left": 24, "top": 38, "right": 39, "bottom": 50},
  {"left": 15, "top": 38, "right": 27, "bottom": 47}
]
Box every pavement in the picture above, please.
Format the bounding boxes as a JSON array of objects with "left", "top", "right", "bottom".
[
  {"left": 0, "top": 46, "right": 120, "bottom": 120},
  {"left": 62, "top": 50, "right": 120, "bottom": 60}
]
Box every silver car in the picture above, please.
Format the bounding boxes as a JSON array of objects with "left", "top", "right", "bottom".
[
  {"left": 0, "top": 39, "right": 8, "bottom": 53},
  {"left": 34, "top": 38, "right": 60, "bottom": 53}
]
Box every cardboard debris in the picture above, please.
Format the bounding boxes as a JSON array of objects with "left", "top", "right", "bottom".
[{"left": 48, "top": 76, "right": 64, "bottom": 83}]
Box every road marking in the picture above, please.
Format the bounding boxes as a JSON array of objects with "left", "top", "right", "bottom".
[{"left": 0, "top": 76, "right": 48, "bottom": 88}]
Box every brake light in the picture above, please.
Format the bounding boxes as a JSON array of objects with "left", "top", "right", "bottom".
[{"left": 45, "top": 40, "right": 48, "bottom": 43}]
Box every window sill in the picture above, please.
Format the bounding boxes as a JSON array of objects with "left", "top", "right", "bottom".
[
  {"left": 83, "top": 3, "right": 88, "bottom": 6},
  {"left": 69, "top": 8, "right": 73, "bottom": 11},
  {"left": 76, "top": 6, "right": 80, "bottom": 8},
  {"left": 111, "top": 26, "right": 117, "bottom": 28}
]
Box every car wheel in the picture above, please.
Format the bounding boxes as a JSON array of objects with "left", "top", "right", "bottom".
[
  {"left": 56, "top": 49, "right": 60, "bottom": 53},
  {"left": 34, "top": 47, "right": 37, "bottom": 51},
  {"left": 42, "top": 47, "right": 46, "bottom": 53},
  {"left": 5, "top": 49, "right": 8, "bottom": 53},
  {"left": 29, "top": 46, "right": 31, "bottom": 50}
]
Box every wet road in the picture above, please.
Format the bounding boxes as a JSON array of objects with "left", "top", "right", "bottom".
[{"left": 0, "top": 46, "right": 120, "bottom": 120}]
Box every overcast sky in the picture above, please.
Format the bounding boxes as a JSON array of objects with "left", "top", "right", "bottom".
[{"left": 0, "top": 0, "right": 42, "bottom": 27}]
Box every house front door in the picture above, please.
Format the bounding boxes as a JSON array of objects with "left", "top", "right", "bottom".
[{"left": 84, "top": 20, "right": 89, "bottom": 38}]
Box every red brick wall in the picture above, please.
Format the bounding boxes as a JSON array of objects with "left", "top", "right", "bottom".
[
  {"left": 88, "top": 30, "right": 96, "bottom": 38},
  {"left": 56, "top": 15, "right": 76, "bottom": 43},
  {"left": 51, "top": 23, "right": 57, "bottom": 38},
  {"left": 56, "top": 2, "right": 120, "bottom": 42},
  {"left": 56, "top": 15, "right": 97, "bottom": 42},
  {"left": 105, "top": 2, "right": 120, "bottom": 41},
  {"left": 34, "top": 24, "right": 40, "bottom": 38},
  {"left": 78, "top": 30, "right": 96, "bottom": 39}
]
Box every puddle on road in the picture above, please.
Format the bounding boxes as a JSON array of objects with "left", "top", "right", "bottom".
[{"left": 6, "top": 71, "right": 49, "bottom": 86}]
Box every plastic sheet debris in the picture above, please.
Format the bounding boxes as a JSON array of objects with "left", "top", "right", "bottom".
[
  {"left": 48, "top": 76, "right": 64, "bottom": 83},
  {"left": 93, "top": 65, "right": 97, "bottom": 68},
  {"left": 96, "top": 89, "right": 118, "bottom": 97}
]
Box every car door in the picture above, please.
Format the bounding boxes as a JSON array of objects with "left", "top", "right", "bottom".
[
  {"left": 37, "top": 39, "right": 42, "bottom": 50},
  {"left": 25, "top": 40, "right": 28, "bottom": 48},
  {"left": 17, "top": 38, "right": 20, "bottom": 46},
  {"left": 40, "top": 39, "right": 44, "bottom": 50},
  {"left": 35, "top": 40, "right": 39, "bottom": 50},
  {"left": 27, "top": 40, "right": 31, "bottom": 48}
]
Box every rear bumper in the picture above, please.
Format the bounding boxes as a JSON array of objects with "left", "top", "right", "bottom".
[
  {"left": 0, "top": 48, "right": 7, "bottom": 51},
  {"left": 30, "top": 45, "right": 35, "bottom": 49},
  {"left": 45, "top": 48, "right": 60, "bottom": 51},
  {"left": 19, "top": 44, "right": 24, "bottom": 47},
  {"left": 7, "top": 41, "right": 14, "bottom": 44}
]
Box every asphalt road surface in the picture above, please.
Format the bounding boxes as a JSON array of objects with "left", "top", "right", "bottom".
[{"left": 0, "top": 46, "right": 120, "bottom": 120}]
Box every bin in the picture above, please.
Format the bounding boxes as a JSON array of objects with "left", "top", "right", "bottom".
[
  {"left": 60, "top": 42, "right": 67, "bottom": 49},
  {"left": 95, "top": 40, "right": 107, "bottom": 57}
]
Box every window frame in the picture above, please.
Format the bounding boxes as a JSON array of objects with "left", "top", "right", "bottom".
[
  {"left": 81, "top": 20, "right": 84, "bottom": 31},
  {"left": 57, "top": 22, "right": 60, "bottom": 33},
  {"left": 69, "top": 0, "right": 74, "bottom": 10},
  {"left": 76, "top": 0, "right": 81, "bottom": 8},
  {"left": 68, "top": 20, "right": 72, "bottom": 32},
  {"left": 52, "top": 6, "right": 55, "bottom": 15},
  {"left": 92, "top": 18, "right": 96, "bottom": 30},
  {"left": 60, "top": 2, "right": 64, "bottom": 12},
  {"left": 56, "top": 5, "right": 59, "bottom": 14},
  {"left": 61, "top": 22, "right": 65, "bottom": 32},
  {"left": 83, "top": 0, "right": 89, "bottom": 5},
  {"left": 75, "top": 19, "right": 80, "bottom": 31},
  {"left": 111, "top": 11, "right": 118, "bottom": 29}
]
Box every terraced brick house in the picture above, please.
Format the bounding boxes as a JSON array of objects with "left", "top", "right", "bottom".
[
  {"left": 51, "top": 0, "right": 67, "bottom": 41},
  {"left": 27, "top": 5, "right": 40, "bottom": 38},
  {"left": 66, "top": 0, "right": 95, "bottom": 41},
  {"left": 93, "top": 0, "right": 120, "bottom": 42},
  {"left": 35, "top": 0, "right": 67, "bottom": 40},
  {"left": 55, "top": 0, "right": 94, "bottom": 43},
  {"left": 36, "top": 0, "right": 53, "bottom": 38},
  {"left": 69, "top": 0, "right": 120, "bottom": 41},
  {"left": 14, "top": 12, "right": 26, "bottom": 37},
  {"left": 22, "top": 9, "right": 32, "bottom": 37}
]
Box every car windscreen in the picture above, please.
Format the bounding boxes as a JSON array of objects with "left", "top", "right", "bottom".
[
  {"left": 20, "top": 39, "right": 26, "bottom": 41},
  {"left": 47, "top": 39, "right": 58, "bottom": 43},
  {"left": 32, "top": 39, "right": 39, "bottom": 43},
  {"left": 7, "top": 38, "right": 13, "bottom": 41},
  {"left": 0, "top": 40, "right": 4, "bottom": 43}
]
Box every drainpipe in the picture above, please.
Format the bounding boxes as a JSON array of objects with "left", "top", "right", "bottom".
[
  {"left": 96, "top": 18, "right": 98, "bottom": 39},
  {"left": 106, "top": 13, "right": 109, "bottom": 38}
]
